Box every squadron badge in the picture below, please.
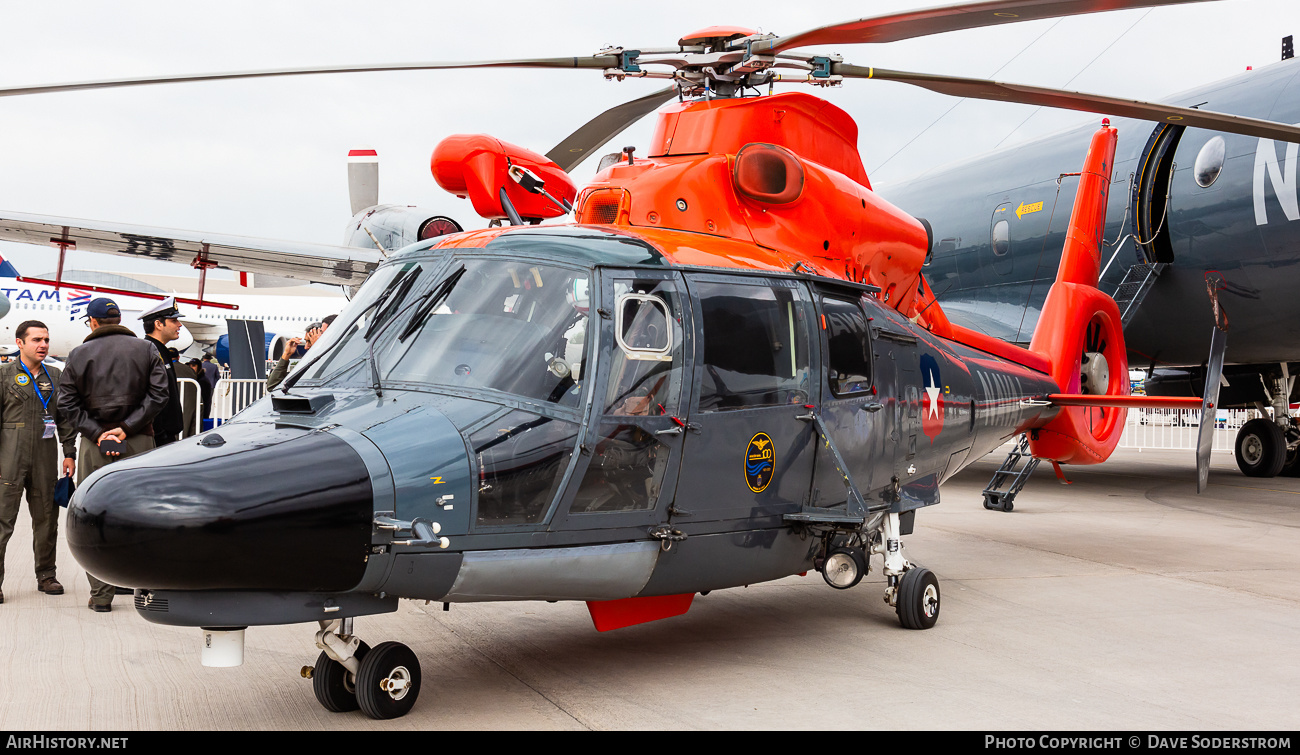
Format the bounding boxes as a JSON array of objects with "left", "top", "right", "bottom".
[
  {"left": 14, "top": 373, "right": 29, "bottom": 386},
  {"left": 745, "top": 432, "right": 775, "bottom": 493}
]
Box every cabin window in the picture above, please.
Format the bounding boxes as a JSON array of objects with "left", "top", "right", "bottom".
[
  {"left": 470, "top": 411, "right": 578, "bottom": 526},
  {"left": 992, "top": 219, "right": 1010, "bottom": 256},
  {"left": 821, "top": 296, "right": 873, "bottom": 395},
  {"left": 1195, "top": 136, "right": 1226, "bottom": 188},
  {"left": 605, "top": 279, "right": 685, "bottom": 417},
  {"left": 695, "top": 280, "right": 811, "bottom": 411}
]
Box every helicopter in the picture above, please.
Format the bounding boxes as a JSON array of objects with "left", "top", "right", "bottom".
[{"left": 7, "top": 0, "right": 1294, "bottom": 722}]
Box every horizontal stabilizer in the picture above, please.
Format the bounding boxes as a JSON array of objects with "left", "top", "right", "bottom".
[{"left": 1044, "top": 394, "right": 1202, "bottom": 409}]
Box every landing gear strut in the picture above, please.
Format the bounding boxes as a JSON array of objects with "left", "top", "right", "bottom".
[
  {"left": 810, "top": 511, "right": 942, "bottom": 629},
  {"left": 1236, "top": 366, "right": 1300, "bottom": 478},
  {"left": 304, "top": 619, "right": 422, "bottom": 719},
  {"left": 875, "top": 512, "right": 940, "bottom": 630}
]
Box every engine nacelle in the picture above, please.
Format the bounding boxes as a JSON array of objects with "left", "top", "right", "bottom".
[{"left": 343, "top": 205, "right": 462, "bottom": 254}]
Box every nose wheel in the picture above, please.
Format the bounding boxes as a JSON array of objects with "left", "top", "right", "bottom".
[
  {"left": 895, "top": 566, "right": 940, "bottom": 630},
  {"left": 306, "top": 620, "right": 422, "bottom": 719},
  {"left": 356, "top": 642, "right": 422, "bottom": 720},
  {"left": 310, "top": 641, "right": 371, "bottom": 712}
]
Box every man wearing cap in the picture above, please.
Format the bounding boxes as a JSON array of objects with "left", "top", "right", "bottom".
[
  {"left": 0, "top": 321, "right": 77, "bottom": 605},
  {"left": 140, "top": 297, "right": 186, "bottom": 447},
  {"left": 57, "top": 297, "right": 169, "bottom": 612}
]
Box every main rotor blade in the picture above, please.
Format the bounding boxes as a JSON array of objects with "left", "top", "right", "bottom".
[
  {"left": 546, "top": 86, "right": 678, "bottom": 173},
  {"left": 836, "top": 64, "right": 1300, "bottom": 143},
  {"left": 757, "top": 0, "right": 1215, "bottom": 54},
  {"left": 0, "top": 57, "right": 618, "bottom": 98}
]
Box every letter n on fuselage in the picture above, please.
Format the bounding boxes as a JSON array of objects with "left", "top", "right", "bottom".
[{"left": 1255, "top": 134, "right": 1300, "bottom": 225}]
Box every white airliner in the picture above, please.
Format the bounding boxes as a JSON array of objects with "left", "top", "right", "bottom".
[{"left": 0, "top": 256, "right": 342, "bottom": 359}]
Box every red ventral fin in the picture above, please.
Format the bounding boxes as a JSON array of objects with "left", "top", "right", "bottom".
[{"left": 586, "top": 594, "right": 695, "bottom": 632}]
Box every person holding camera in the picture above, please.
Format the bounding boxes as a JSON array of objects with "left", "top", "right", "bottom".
[
  {"left": 267, "top": 314, "right": 335, "bottom": 391},
  {"left": 57, "top": 297, "right": 169, "bottom": 612}
]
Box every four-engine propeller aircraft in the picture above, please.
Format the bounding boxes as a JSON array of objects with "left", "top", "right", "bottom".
[{"left": 0, "top": 0, "right": 1294, "bottom": 721}]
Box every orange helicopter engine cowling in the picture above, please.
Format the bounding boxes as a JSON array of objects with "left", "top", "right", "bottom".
[
  {"left": 576, "top": 93, "right": 931, "bottom": 312},
  {"left": 430, "top": 134, "right": 576, "bottom": 222}
]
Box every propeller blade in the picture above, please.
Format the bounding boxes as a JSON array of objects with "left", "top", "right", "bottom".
[
  {"left": 0, "top": 56, "right": 619, "bottom": 98},
  {"left": 758, "top": 0, "right": 1216, "bottom": 54},
  {"left": 1196, "top": 324, "right": 1227, "bottom": 494},
  {"left": 835, "top": 64, "right": 1300, "bottom": 143},
  {"left": 348, "top": 149, "right": 379, "bottom": 216},
  {"left": 546, "top": 86, "right": 678, "bottom": 173}
]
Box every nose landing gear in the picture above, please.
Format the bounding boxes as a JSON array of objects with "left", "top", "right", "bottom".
[
  {"left": 814, "top": 511, "right": 942, "bottom": 630},
  {"left": 305, "top": 619, "right": 422, "bottom": 719}
]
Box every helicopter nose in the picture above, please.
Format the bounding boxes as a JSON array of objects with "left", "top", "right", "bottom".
[{"left": 67, "top": 424, "right": 375, "bottom": 591}]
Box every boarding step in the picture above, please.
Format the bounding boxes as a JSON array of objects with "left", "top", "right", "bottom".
[
  {"left": 1112, "top": 262, "right": 1167, "bottom": 328},
  {"left": 981, "top": 434, "right": 1040, "bottom": 512}
]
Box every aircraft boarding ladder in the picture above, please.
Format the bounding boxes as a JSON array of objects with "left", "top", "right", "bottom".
[
  {"left": 980, "top": 434, "right": 1040, "bottom": 512},
  {"left": 1111, "top": 262, "right": 1167, "bottom": 328}
]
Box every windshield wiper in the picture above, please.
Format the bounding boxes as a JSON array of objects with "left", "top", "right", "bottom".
[
  {"left": 364, "top": 265, "right": 422, "bottom": 340},
  {"left": 397, "top": 266, "right": 466, "bottom": 343},
  {"left": 366, "top": 265, "right": 466, "bottom": 397},
  {"left": 279, "top": 267, "right": 418, "bottom": 394}
]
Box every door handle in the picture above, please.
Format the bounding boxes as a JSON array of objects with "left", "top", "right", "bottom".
[
  {"left": 861, "top": 402, "right": 884, "bottom": 413},
  {"left": 655, "top": 426, "right": 683, "bottom": 436}
]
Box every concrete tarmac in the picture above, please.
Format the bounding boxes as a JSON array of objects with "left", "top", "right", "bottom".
[{"left": 1, "top": 447, "right": 1297, "bottom": 730}]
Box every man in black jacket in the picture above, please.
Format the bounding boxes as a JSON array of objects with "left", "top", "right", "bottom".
[
  {"left": 140, "top": 297, "right": 185, "bottom": 446},
  {"left": 57, "top": 297, "right": 169, "bottom": 612}
]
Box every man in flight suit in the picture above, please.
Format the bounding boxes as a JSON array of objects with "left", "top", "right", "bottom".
[
  {"left": 140, "top": 297, "right": 185, "bottom": 447},
  {"left": 57, "top": 298, "right": 169, "bottom": 612},
  {"left": 0, "top": 321, "right": 76, "bottom": 604}
]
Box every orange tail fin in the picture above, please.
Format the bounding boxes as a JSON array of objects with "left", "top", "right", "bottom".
[{"left": 1026, "top": 122, "right": 1129, "bottom": 465}]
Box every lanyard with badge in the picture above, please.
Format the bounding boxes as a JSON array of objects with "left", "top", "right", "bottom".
[{"left": 19, "top": 362, "right": 57, "bottom": 439}]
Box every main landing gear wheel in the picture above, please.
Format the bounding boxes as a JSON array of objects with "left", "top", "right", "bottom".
[
  {"left": 356, "top": 641, "right": 421, "bottom": 720},
  {"left": 1235, "top": 418, "right": 1287, "bottom": 478},
  {"left": 312, "top": 641, "right": 370, "bottom": 712},
  {"left": 896, "top": 567, "right": 940, "bottom": 630}
]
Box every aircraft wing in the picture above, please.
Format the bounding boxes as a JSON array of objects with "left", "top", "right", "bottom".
[
  {"left": 0, "top": 211, "right": 383, "bottom": 287},
  {"left": 180, "top": 317, "right": 225, "bottom": 341}
]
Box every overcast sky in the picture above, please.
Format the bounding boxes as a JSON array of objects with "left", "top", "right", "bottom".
[{"left": 0, "top": 0, "right": 1295, "bottom": 283}]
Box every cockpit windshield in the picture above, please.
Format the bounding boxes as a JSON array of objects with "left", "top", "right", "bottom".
[{"left": 302, "top": 256, "right": 591, "bottom": 407}]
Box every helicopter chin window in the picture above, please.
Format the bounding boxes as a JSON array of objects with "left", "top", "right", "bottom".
[{"left": 471, "top": 411, "right": 578, "bottom": 527}]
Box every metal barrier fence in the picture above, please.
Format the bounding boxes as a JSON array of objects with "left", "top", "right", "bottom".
[
  {"left": 212, "top": 378, "right": 267, "bottom": 422},
  {"left": 1118, "top": 408, "right": 1257, "bottom": 451},
  {"left": 178, "top": 377, "right": 202, "bottom": 437}
]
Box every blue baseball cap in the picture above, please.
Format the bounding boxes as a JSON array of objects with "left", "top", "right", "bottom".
[{"left": 86, "top": 298, "right": 121, "bottom": 319}]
